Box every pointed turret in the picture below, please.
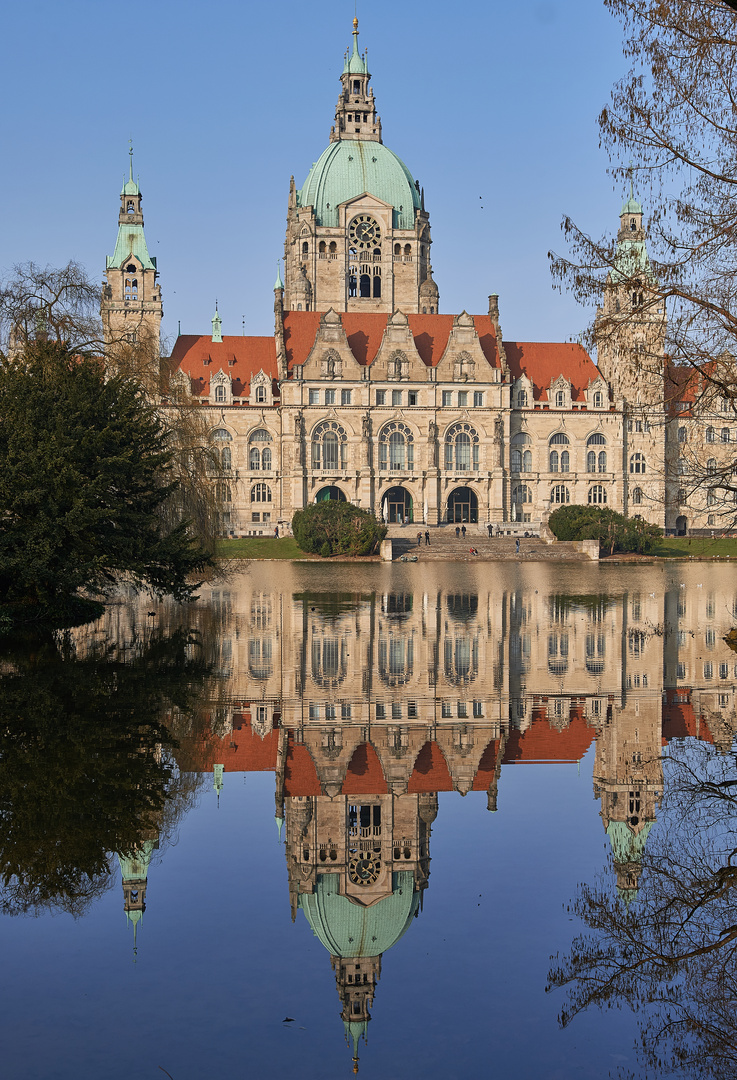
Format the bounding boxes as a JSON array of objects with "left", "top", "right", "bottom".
[
  {"left": 211, "top": 303, "right": 223, "bottom": 343},
  {"left": 101, "top": 145, "right": 163, "bottom": 351},
  {"left": 118, "top": 836, "right": 158, "bottom": 958},
  {"left": 330, "top": 18, "right": 382, "bottom": 144}
]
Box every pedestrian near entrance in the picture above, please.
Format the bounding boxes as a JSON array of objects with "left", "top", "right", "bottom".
[
  {"left": 487, "top": 523, "right": 493, "bottom": 538},
  {"left": 424, "top": 530, "right": 430, "bottom": 545},
  {"left": 417, "top": 531, "right": 423, "bottom": 547},
  {"left": 274, "top": 525, "right": 279, "bottom": 539},
  {"left": 455, "top": 526, "right": 460, "bottom": 538},
  {"left": 461, "top": 524, "right": 467, "bottom": 540},
  {"left": 515, "top": 538, "right": 520, "bottom": 555}
]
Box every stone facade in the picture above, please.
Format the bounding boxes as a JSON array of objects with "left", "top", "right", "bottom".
[{"left": 102, "top": 21, "right": 722, "bottom": 537}]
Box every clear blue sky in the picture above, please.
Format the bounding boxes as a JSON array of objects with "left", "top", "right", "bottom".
[{"left": 1, "top": 0, "right": 628, "bottom": 350}]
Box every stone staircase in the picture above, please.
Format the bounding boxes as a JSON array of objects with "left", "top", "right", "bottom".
[{"left": 388, "top": 526, "right": 594, "bottom": 562}]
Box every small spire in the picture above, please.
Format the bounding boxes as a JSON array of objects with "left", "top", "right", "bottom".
[
  {"left": 274, "top": 260, "right": 284, "bottom": 291},
  {"left": 276, "top": 815, "right": 284, "bottom": 842},
  {"left": 129, "top": 139, "right": 134, "bottom": 183}
]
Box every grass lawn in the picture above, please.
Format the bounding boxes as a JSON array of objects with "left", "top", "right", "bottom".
[
  {"left": 650, "top": 536, "right": 737, "bottom": 558},
  {"left": 216, "top": 536, "right": 310, "bottom": 560}
]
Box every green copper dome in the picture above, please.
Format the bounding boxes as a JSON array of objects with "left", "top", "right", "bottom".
[
  {"left": 606, "top": 819, "right": 653, "bottom": 864},
  {"left": 621, "top": 194, "right": 642, "bottom": 215},
  {"left": 298, "top": 141, "right": 421, "bottom": 230},
  {"left": 299, "top": 871, "right": 419, "bottom": 957}
]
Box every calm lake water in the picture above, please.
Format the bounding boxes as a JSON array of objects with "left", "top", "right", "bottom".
[{"left": 3, "top": 561, "right": 737, "bottom": 1080}]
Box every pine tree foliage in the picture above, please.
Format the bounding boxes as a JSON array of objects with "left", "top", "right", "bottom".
[{"left": 0, "top": 341, "right": 212, "bottom": 623}]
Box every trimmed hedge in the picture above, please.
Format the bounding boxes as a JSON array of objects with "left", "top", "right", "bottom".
[{"left": 548, "top": 505, "right": 662, "bottom": 554}]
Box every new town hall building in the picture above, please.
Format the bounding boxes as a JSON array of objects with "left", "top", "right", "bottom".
[{"left": 101, "top": 20, "right": 721, "bottom": 536}]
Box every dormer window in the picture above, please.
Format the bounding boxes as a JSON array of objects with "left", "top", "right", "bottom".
[
  {"left": 593, "top": 390, "right": 603, "bottom": 408},
  {"left": 555, "top": 390, "right": 565, "bottom": 408},
  {"left": 215, "top": 384, "right": 225, "bottom": 403},
  {"left": 256, "top": 386, "right": 266, "bottom": 403}
]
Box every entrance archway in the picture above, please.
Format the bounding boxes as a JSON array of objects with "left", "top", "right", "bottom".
[
  {"left": 447, "top": 487, "right": 478, "bottom": 523},
  {"left": 315, "top": 486, "right": 347, "bottom": 502},
  {"left": 676, "top": 515, "right": 688, "bottom": 536},
  {"left": 382, "top": 486, "right": 413, "bottom": 523}
]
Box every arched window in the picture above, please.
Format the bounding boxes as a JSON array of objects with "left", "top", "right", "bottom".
[
  {"left": 251, "top": 483, "right": 272, "bottom": 503},
  {"left": 598, "top": 451, "right": 607, "bottom": 472},
  {"left": 555, "top": 390, "right": 565, "bottom": 408},
  {"left": 373, "top": 274, "right": 381, "bottom": 298},
  {"left": 593, "top": 390, "right": 604, "bottom": 408},
  {"left": 124, "top": 277, "right": 138, "bottom": 300},
  {"left": 722, "top": 428, "right": 730, "bottom": 442},
  {"left": 516, "top": 388, "right": 528, "bottom": 408},
  {"left": 551, "top": 485, "right": 570, "bottom": 504},
  {"left": 560, "top": 450, "right": 570, "bottom": 473},
  {"left": 318, "top": 241, "right": 326, "bottom": 255},
  {"left": 587, "top": 432, "right": 606, "bottom": 446},
  {"left": 394, "top": 243, "right": 401, "bottom": 255},
  {"left": 329, "top": 241, "right": 337, "bottom": 255},
  {"left": 255, "top": 385, "right": 266, "bottom": 403},
  {"left": 707, "top": 426, "right": 715, "bottom": 443},
  {"left": 212, "top": 428, "right": 232, "bottom": 471},
  {"left": 678, "top": 458, "right": 687, "bottom": 475},
  {"left": 707, "top": 458, "right": 717, "bottom": 475},
  {"left": 549, "top": 433, "right": 569, "bottom": 473},
  {"left": 707, "top": 489, "right": 717, "bottom": 506},
  {"left": 302, "top": 241, "right": 309, "bottom": 256},
  {"left": 588, "top": 484, "right": 607, "bottom": 504},
  {"left": 127, "top": 201, "right": 135, "bottom": 214},
  {"left": 444, "top": 423, "right": 480, "bottom": 472},
  {"left": 587, "top": 450, "right": 596, "bottom": 472},
  {"left": 511, "top": 449, "right": 532, "bottom": 472},
  {"left": 404, "top": 244, "right": 411, "bottom": 256},
  {"left": 248, "top": 428, "right": 272, "bottom": 471},
  {"left": 359, "top": 274, "right": 371, "bottom": 297},
  {"left": 379, "top": 422, "right": 414, "bottom": 471},
  {"left": 512, "top": 484, "right": 532, "bottom": 504},
  {"left": 312, "top": 420, "right": 348, "bottom": 470},
  {"left": 678, "top": 426, "right": 687, "bottom": 443},
  {"left": 632, "top": 487, "right": 643, "bottom": 505},
  {"left": 215, "top": 384, "right": 225, "bottom": 403},
  {"left": 630, "top": 453, "right": 646, "bottom": 474}
]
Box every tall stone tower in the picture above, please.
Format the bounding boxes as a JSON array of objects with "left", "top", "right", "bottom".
[
  {"left": 283, "top": 19, "right": 438, "bottom": 315},
  {"left": 101, "top": 148, "right": 163, "bottom": 353},
  {"left": 595, "top": 188, "right": 666, "bottom": 408}
]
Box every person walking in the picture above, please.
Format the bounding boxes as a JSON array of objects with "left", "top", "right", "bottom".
[
  {"left": 515, "top": 538, "right": 520, "bottom": 555},
  {"left": 487, "top": 523, "right": 493, "bottom": 538},
  {"left": 455, "top": 526, "right": 460, "bottom": 538},
  {"left": 461, "top": 524, "right": 467, "bottom": 540},
  {"left": 274, "top": 525, "right": 279, "bottom": 539},
  {"left": 424, "top": 530, "right": 430, "bottom": 545},
  {"left": 417, "top": 530, "right": 423, "bottom": 547}
]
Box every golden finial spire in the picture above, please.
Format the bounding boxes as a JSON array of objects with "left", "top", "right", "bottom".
[{"left": 353, "top": 16, "right": 358, "bottom": 33}]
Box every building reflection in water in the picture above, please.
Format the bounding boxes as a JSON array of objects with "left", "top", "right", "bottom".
[{"left": 138, "top": 576, "right": 737, "bottom": 1070}]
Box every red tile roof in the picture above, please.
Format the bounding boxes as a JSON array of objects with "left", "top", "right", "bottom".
[
  {"left": 193, "top": 711, "right": 279, "bottom": 772},
  {"left": 407, "top": 741, "right": 453, "bottom": 793},
  {"left": 504, "top": 341, "right": 601, "bottom": 402},
  {"left": 503, "top": 706, "right": 595, "bottom": 763},
  {"left": 282, "top": 312, "right": 503, "bottom": 370},
  {"left": 168, "top": 334, "right": 278, "bottom": 399},
  {"left": 283, "top": 735, "right": 322, "bottom": 797},
  {"left": 662, "top": 689, "right": 714, "bottom": 742},
  {"left": 342, "top": 742, "right": 388, "bottom": 795}
]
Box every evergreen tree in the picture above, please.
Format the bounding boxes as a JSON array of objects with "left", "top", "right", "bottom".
[{"left": 0, "top": 341, "right": 212, "bottom": 625}]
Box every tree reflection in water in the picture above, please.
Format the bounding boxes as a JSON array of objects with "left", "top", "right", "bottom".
[
  {"left": 550, "top": 740, "right": 737, "bottom": 1080},
  {"left": 0, "top": 624, "right": 214, "bottom": 918}
]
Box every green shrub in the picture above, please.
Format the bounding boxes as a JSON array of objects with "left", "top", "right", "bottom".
[
  {"left": 292, "top": 501, "right": 387, "bottom": 557},
  {"left": 548, "top": 504, "right": 662, "bottom": 555}
]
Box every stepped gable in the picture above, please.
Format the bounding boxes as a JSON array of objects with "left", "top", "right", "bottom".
[
  {"left": 503, "top": 705, "right": 596, "bottom": 764},
  {"left": 283, "top": 311, "right": 502, "bottom": 370},
  {"left": 504, "top": 341, "right": 599, "bottom": 403},
  {"left": 169, "top": 334, "right": 278, "bottom": 398}
]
